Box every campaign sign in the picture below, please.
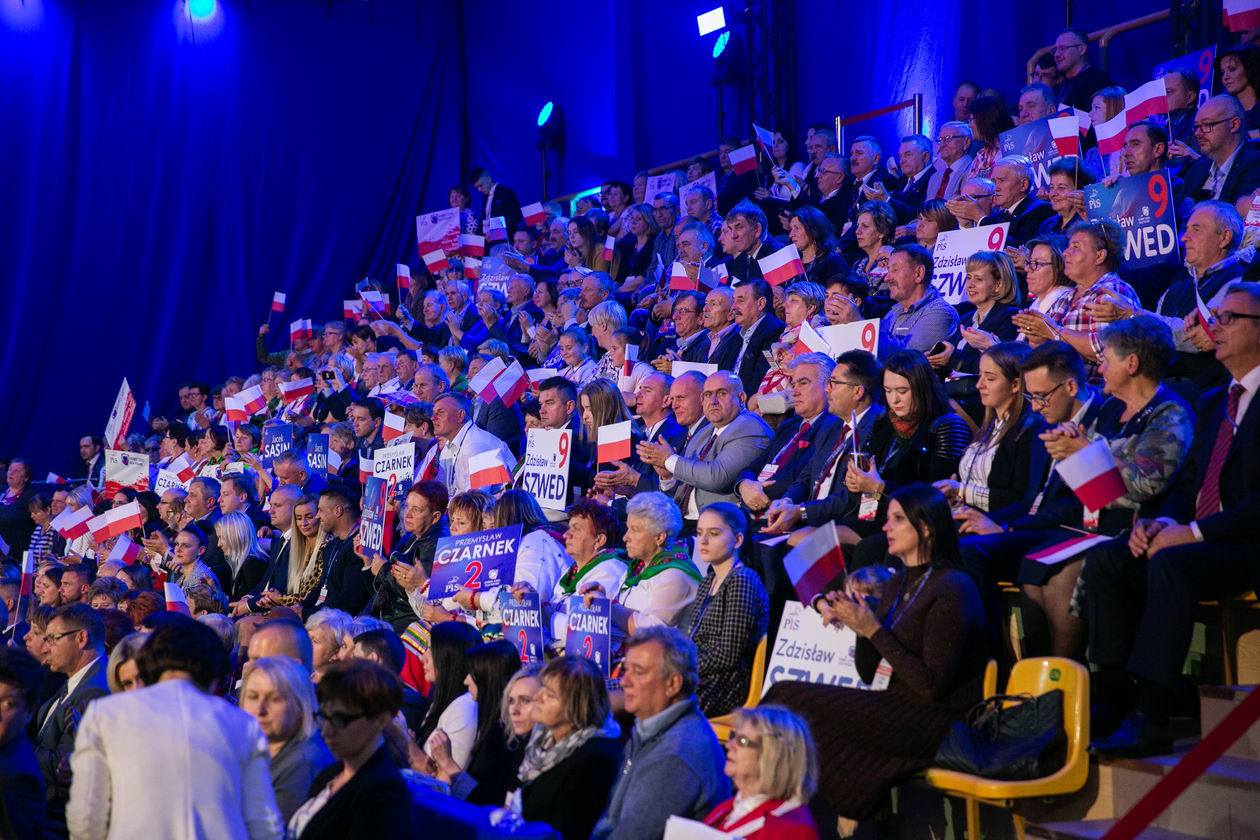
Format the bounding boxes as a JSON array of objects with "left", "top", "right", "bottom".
[
  {"left": 360, "top": 477, "right": 389, "bottom": 561},
  {"left": 372, "top": 442, "right": 415, "bottom": 500},
  {"left": 499, "top": 591, "right": 545, "bottom": 663},
  {"left": 429, "top": 525, "right": 522, "bottom": 600},
  {"left": 646, "top": 173, "right": 676, "bottom": 199},
  {"left": 998, "top": 117, "right": 1063, "bottom": 189},
  {"left": 762, "top": 601, "right": 872, "bottom": 696},
  {"left": 930, "top": 223, "right": 1009, "bottom": 306},
  {"left": 566, "top": 596, "right": 612, "bottom": 676},
  {"left": 152, "top": 469, "right": 185, "bottom": 496},
  {"left": 1155, "top": 47, "right": 1214, "bottom": 110},
  {"left": 104, "top": 450, "right": 149, "bottom": 497},
  {"left": 1084, "top": 170, "right": 1179, "bottom": 269},
  {"left": 683, "top": 171, "right": 718, "bottom": 202},
  {"left": 260, "top": 424, "right": 294, "bottom": 469},
  {"left": 415, "top": 208, "right": 460, "bottom": 257},
  {"left": 817, "top": 318, "right": 880, "bottom": 359},
  {"left": 518, "top": 428, "right": 572, "bottom": 511},
  {"left": 307, "top": 434, "right": 329, "bottom": 476},
  {"left": 477, "top": 255, "right": 515, "bottom": 296}
]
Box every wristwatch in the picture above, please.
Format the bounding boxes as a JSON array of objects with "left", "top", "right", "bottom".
[{"left": 798, "top": 505, "right": 808, "bottom": 525}]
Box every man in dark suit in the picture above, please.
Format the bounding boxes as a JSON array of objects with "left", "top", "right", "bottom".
[
  {"left": 625, "top": 372, "right": 709, "bottom": 496},
  {"left": 1084, "top": 282, "right": 1260, "bottom": 757},
  {"left": 0, "top": 647, "right": 48, "bottom": 840},
  {"left": 730, "top": 279, "right": 786, "bottom": 396},
  {"left": 78, "top": 435, "right": 104, "bottom": 487},
  {"left": 534, "top": 378, "right": 596, "bottom": 504},
  {"left": 470, "top": 166, "right": 522, "bottom": 238},
  {"left": 243, "top": 484, "right": 301, "bottom": 613},
  {"left": 503, "top": 274, "right": 544, "bottom": 362},
  {"left": 597, "top": 372, "right": 686, "bottom": 497},
  {"left": 883, "top": 135, "right": 937, "bottom": 224},
  {"left": 848, "top": 135, "right": 904, "bottom": 216},
  {"left": 649, "top": 291, "right": 707, "bottom": 365},
  {"left": 35, "top": 604, "right": 108, "bottom": 830},
  {"left": 444, "top": 279, "right": 480, "bottom": 336},
  {"left": 979, "top": 155, "right": 1055, "bottom": 248},
  {"left": 470, "top": 392, "right": 524, "bottom": 458},
  {"left": 721, "top": 201, "right": 780, "bottom": 285},
  {"left": 1173, "top": 95, "right": 1260, "bottom": 211},
  {"left": 184, "top": 477, "right": 232, "bottom": 591}
]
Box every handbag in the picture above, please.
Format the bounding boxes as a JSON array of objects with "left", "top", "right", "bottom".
[{"left": 933, "top": 690, "right": 1067, "bottom": 780}]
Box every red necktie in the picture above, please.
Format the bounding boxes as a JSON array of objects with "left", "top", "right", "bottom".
[
  {"left": 770, "top": 422, "right": 812, "bottom": 470},
  {"left": 811, "top": 423, "right": 851, "bottom": 499},
  {"left": 1195, "top": 384, "right": 1244, "bottom": 521},
  {"left": 678, "top": 433, "right": 719, "bottom": 514},
  {"left": 421, "top": 440, "right": 443, "bottom": 482},
  {"left": 934, "top": 167, "right": 952, "bottom": 200}
]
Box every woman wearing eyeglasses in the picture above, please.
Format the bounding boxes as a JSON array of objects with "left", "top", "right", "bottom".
[
  {"left": 702, "top": 706, "right": 820, "bottom": 840},
  {"left": 1020, "top": 237, "right": 1075, "bottom": 338},
  {"left": 286, "top": 659, "right": 411, "bottom": 839}
]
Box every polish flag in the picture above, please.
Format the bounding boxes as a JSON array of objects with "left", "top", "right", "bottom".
[
  {"left": 603, "top": 236, "right": 617, "bottom": 264},
  {"left": 45, "top": 473, "right": 68, "bottom": 485},
  {"left": 224, "top": 397, "right": 248, "bottom": 423},
  {"left": 521, "top": 203, "right": 547, "bottom": 227},
  {"left": 1195, "top": 284, "right": 1217, "bottom": 336},
  {"left": 468, "top": 448, "right": 513, "bottom": 487},
  {"left": 19, "top": 552, "right": 36, "bottom": 597},
  {"left": 421, "top": 249, "right": 449, "bottom": 274},
  {"left": 88, "top": 501, "right": 143, "bottom": 542},
  {"left": 278, "top": 377, "right": 315, "bottom": 403},
  {"left": 239, "top": 385, "right": 267, "bottom": 416},
  {"left": 793, "top": 321, "right": 832, "bottom": 356},
  {"left": 271, "top": 292, "right": 286, "bottom": 312},
  {"left": 1059, "top": 107, "right": 1092, "bottom": 135},
  {"left": 169, "top": 453, "right": 196, "bottom": 484},
  {"left": 289, "top": 319, "right": 314, "bottom": 342},
  {"left": 729, "top": 144, "right": 758, "bottom": 175},
  {"left": 752, "top": 123, "right": 776, "bottom": 154},
  {"left": 360, "top": 290, "right": 386, "bottom": 315},
  {"left": 52, "top": 506, "right": 94, "bottom": 540},
  {"left": 714, "top": 262, "right": 730, "bottom": 283},
  {"left": 459, "top": 234, "right": 485, "bottom": 258},
  {"left": 492, "top": 360, "right": 530, "bottom": 406},
  {"left": 1124, "top": 80, "right": 1168, "bottom": 123},
  {"left": 464, "top": 257, "right": 482, "bottom": 279},
  {"left": 343, "top": 299, "right": 364, "bottom": 320},
  {"left": 1056, "top": 439, "right": 1127, "bottom": 511},
  {"left": 469, "top": 356, "right": 508, "bottom": 403},
  {"left": 382, "top": 411, "right": 409, "bottom": 442},
  {"left": 596, "top": 420, "right": 633, "bottom": 463},
  {"left": 622, "top": 344, "right": 639, "bottom": 377},
  {"left": 164, "top": 582, "right": 192, "bottom": 616},
  {"left": 396, "top": 263, "right": 412, "bottom": 293},
  {"left": 1225, "top": 0, "right": 1260, "bottom": 31},
  {"left": 358, "top": 455, "right": 374, "bottom": 485},
  {"left": 669, "top": 261, "right": 698, "bottom": 291},
  {"left": 1026, "top": 534, "right": 1112, "bottom": 566},
  {"left": 1094, "top": 110, "right": 1129, "bottom": 156},
  {"left": 1048, "top": 116, "right": 1081, "bottom": 158},
  {"left": 526, "top": 368, "right": 555, "bottom": 385},
  {"left": 757, "top": 243, "right": 805, "bottom": 287},
  {"left": 487, "top": 217, "right": 508, "bottom": 243},
  {"left": 106, "top": 534, "right": 144, "bottom": 565},
  {"left": 783, "top": 520, "right": 847, "bottom": 604}
]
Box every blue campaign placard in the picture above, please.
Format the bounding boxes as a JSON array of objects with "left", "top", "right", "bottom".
[
  {"left": 307, "top": 434, "right": 329, "bottom": 476},
  {"left": 499, "top": 591, "right": 545, "bottom": 663},
  {"left": 1084, "top": 170, "right": 1180, "bottom": 269},
  {"left": 359, "top": 477, "right": 389, "bottom": 560},
  {"left": 260, "top": 424, "right": 294, "bottom": 469},
  {"left": 566, "top": 597, "right": 612, "bottom": 676},
  {"left": 998, "top": 117, "right": 1061, "bottom": 189},
  {"left": 429, "top": 525, "right": 522, "bottom": 600},
  {"left": 1155, "top": 47, "right": 1214, "bottom": 110}
]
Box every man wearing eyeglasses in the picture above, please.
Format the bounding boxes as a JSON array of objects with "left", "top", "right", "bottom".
[
  {"left": 1051, "top": 27, "right": 1115, "bottom": 113},
  {"left": 924, "top": 121, "right": 974, "bottom": 204},
  {"left": 1175, "top": 94, "right": 1260, "bottom": 207}
]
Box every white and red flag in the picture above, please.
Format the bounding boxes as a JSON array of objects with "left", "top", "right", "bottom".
[
  {"left": 521, "top": 202, "right": 547, "bottom": 227},
  {"left": 1225, "top": 0, "right": 1260, "bottom": 31},
  {"left": 1047, "top": 116, "right": 1081, "bottom": 158},
  {"left": 1057, "top": 439, "right": 1127, "bottom": 511},
  {"left": 88, "top": 501, "right": 143, "bottom": 542},
  {"left": 464, "top": 257, "right": 482, "bottom": 279},
  {"left": 459, "top": 234, "right": 485, "bottom": 259},
  {"left": 358, "top": 456, "right": 373, "bottom": 486},
  {"left": 343, "top": 299, "right": 364, "bottom": 320},
  {"left": 359, "top": 290, "right": 386, "bottom": 315},
  {"left": 421, "top": 249, "right": 449, "bottom": 274},
  {"left": 729, "top": 144, "right": 758, "bottom": 175},
  {"left": 622, "top": 344, "right": 640, "bottom": 377},
  {"left": 271, "top": 291, "right": 286, "bottom": 312},
  {"left": 168, "top": 452, "right": 196, "bottom": 484},
  {"left": 278, "top": 377, "right": 315, "bottom": 403},
  {"left": 289, "top": 319, "right": 314, "bottom": 342},
  {"left": 396, "top": 263, "right": 412, "bottom": 293},
  {"left": 752, "top": 123, "right": 776, "bottom": 154},
  {"left": 596, "top": 421, "right": 633, "bottom": 463},
  {"left": 52, "top": 506, "right": 94, "bottom": 540},
  {"left": 468, "top": 448, "right": 513, "bottom": 487},
  {"left": 1124, "top": 80, "right": 1168, "bottom": 123},
  {"left": 224, "top": 397, "right": 248, "bottom": 423},
  {"left": 783, "top": 520, "right": 847, "bottom": 604},
  {"left": 492, "top": 360, "right": 530, "bottom": 406},
  {"left": 469, "top": 356, "right": 509, "bottom": 403},
  {"left": 487, "top": 216, "right": 508, "bottom": 243},
  {"left": 106, "top": 535, "right": 144, "bottom": 565},
  {"left": 382, "top": 412, "right": 408, "bottom": 443},
  {"left": 603, "top": 236, "right": 616, "bottom": 264},
  {"left": 19, "top": 551, "right": 36, "bottom": 596},
  {"left": 1094, "top": 110, "right": 1128, "bottom": 156},
  {"left": 757, "top": 243, "right": 805, "bottom": 287},
  {"left": 104, "top": 378, "right": 136, "bottom": 451},
  {"left": 45, "top": 473, "right": 67, "bottom": 485},
  {"left": 1026, "top": 534, "right": 1112, "bottom": 566},
  {"left": 239, "top": 385, "right": 267, "bottom": 415},
  {"left": 164, "top": 582, "right": 192, "bottom": 616},
  {"left": 793, "top": 321, "right": 831, "bottom": 356},
  {"left": 669, "top": 262, "right": 698, "bottom": 291}
]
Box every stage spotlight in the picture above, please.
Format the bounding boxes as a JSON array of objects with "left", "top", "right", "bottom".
[
  {"left": 537, "top": 102, "right": 554, "bottom": 129},
  {"left": 187, "top": 0, "right": 215, "bottom": 19},
  {"left": 713, "top": 31, "right": 730, "bottom": 59},
  {"left": 537, "top": 101, "right": 564, "bottom": 151},
  {"left": 697, "top": 6, "right": 725, "bottom": 36},
  {"left": 711, "top": 29, "right": 744, "bottom": 86}
]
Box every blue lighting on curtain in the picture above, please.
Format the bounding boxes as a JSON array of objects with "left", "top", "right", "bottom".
[{"left": 188, "top": 0, "right": 215, "bottom": 19}]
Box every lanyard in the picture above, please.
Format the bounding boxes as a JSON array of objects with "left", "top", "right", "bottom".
[{"left": 883, "top": 568, "right": 932, "bottom": 631}]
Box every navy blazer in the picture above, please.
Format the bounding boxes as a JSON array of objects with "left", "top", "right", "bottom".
[
  {"left": 734, "top": 315, "right": 787, "bottom": 397},
  {"left": 1175, "top": 143, "right": 1260, "bottom": 208},
  {"left": 739, "top": 412, "right": 843, "bottom": 503},
  {"left": 0, "top": 737, "right": 44, "bottom": 840},
  {"left": 783, "top": 405, "right": 885, "bottom": 517},
  {"left": 963, "top": 401, "right": 1049, "bottom": 514},
  {"left": 980, "top": 197, "right": 1056, "bottom": 248},
  {"left": 951, "top": 305, "right": 1021, "bottom": 374}
]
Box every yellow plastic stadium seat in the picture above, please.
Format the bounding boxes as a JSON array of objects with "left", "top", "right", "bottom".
[
  {"left": 921, "top": 657, "right": 1091, "bottom": 840},
  {"left": 708, "top": 635, "right": 768, "bottom": 743}
]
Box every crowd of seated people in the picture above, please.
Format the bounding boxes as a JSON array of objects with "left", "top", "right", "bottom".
[{"left": 4, "top": 23, "right": 1260, "bottom": 840}]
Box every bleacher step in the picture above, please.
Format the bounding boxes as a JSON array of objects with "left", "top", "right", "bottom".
[
  {"left": 1200, "top": 685, "right": 1260, "bottom": 761},
  {"left": 1027, "top": 820, "right": 1209, "bottom": 840},
  {"left": 1102, "top": 748, "right": 1260, "bottom": 838}
]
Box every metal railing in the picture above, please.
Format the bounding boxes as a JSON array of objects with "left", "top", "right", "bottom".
[
  {"left": 834, "top": 94, "right": 924, "bottom": 153},
  {"left": 1026, "top": 9, "right": 1171, "bottom": 79}
]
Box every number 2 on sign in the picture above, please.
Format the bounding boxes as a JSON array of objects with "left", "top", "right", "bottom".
[
  {"left": 582, "top": 636, "right": 593, "bottom": 658},
  {"left": 463, "top": 561, "right": 483, "bottom": 590},
  {"left": 517, "top": 630, "right": 529, "bottom": 662}
]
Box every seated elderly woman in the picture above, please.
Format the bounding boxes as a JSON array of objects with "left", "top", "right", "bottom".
[
  {"left": 240, "top": 656, "right": 335, "bottom": 821},
  {"left": 702, "top": 706, "right": 820, "bottom": 839},
  {"left": 851, "top": 201, "right": 897, "bottom": 296},
  {"left": 682, "top": 503, "right": 769, "bottom": 717},
  {"left": 1016, "top": 315, "right": 1192, "bottom": 660},
  {"left": 754, "top": 280, "right": 828, "bottom": 402},
  {"left": 287, "top": 660, "right": 411, "bottom": 839},
  {"left": 304, "top": 609, "right": 354, "bottom": 680},
  {"left": 588, "top": 301, "right": 629, "bottom": 381},
  {"left": 578, "top": 492, "right": 701, "bottom": 648}
]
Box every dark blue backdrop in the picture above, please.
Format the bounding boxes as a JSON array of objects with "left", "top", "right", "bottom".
[{"left": 0, "top": 0, "right": 1176, "bottom": 474}]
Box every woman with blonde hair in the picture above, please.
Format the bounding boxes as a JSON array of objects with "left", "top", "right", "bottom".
[
  {"left": 930, "top": 250, "right": 1021, "bottom": 376},
  {"left": 702, "top": 705, "right": 820, "bottom": 839},
  {"left": 251, "top": 495, "right": 332, "bottom": 616},
  {"left": 215, "top": 510, "right": 269, "bottom": 601}
]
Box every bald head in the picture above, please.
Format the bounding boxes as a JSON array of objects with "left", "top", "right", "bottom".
[
  {"left": 247, "top": 618, "right": 313, "bottom": 673},
  {"left": 268, "top": 484, "right": 302, "bottom": 532},
  {"left": 1198, "top": 95, "right": 1247, "bottom": 161},
  {"left": 702, "top": 371, "right": 745, "bottom": 428}
]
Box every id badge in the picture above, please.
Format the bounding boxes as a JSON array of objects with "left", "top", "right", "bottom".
[
  {"left": 1083, "top": 507, "right": 1100, "bottom": 530},
  {"left": 871, "top": 659, "right": 893, "bottom": 690},
  {"left": 316, "top": 585, "right": 329, "bottom": 607},
  {"left": 858, "top": 493, "right": 879, "bottom": 521},
  {"left": 1028, "top": 491, "right": 1045, "bottom": 516},
  {"left": 757, "top": 463, "right": 779, "bottom": 483}
]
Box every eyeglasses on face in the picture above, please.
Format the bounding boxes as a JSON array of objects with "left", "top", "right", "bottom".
[
  {"left": 1023, "top": 381, "right": 1066, "bottom": 406},
  {"left": 1216, "top": 310, "right": 1260, "bottom": 326},
  {"left": 1193, "top": 118, "right": 1231, "bottom": 134},
  {"left": 728, "top": 734, "right": 762, "bottom": 749},
  {"left": 314, "top": 709, "right": 368, "bottom": 728}
]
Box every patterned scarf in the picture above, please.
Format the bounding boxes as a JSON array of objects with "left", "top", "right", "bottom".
[
  {"left": 622, "top": 540, "right": 701, "bottom": 590},
  {"left": 517, "top": 715, "right": 622, "bottom": 784},
  {"left": 556, "top": 548, "right": 627, "bottom": 595}
]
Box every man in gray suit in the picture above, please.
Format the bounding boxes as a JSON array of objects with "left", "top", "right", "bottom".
[
  {"left": 638, "top": 371, "right": 771, "bottom": 537},
  {"left": 35, "top": 603, "right": 108, "bottom": 834}
]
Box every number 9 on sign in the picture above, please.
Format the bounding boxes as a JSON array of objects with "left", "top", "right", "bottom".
[
  {"left": 1147, "top": 175, "right": 1168, "bottom": 217},
  {"left": 986, "top": 227, "right": 1006, "bottom": 251}
]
